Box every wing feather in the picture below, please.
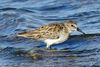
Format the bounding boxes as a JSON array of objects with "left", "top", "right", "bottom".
[{"left": 18, "top": 23, "right": 65, "bottom": 40}]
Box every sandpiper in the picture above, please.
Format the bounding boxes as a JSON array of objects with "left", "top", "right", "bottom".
[{"left": 17, "top": 20, "right": 85, "bottom": 49}]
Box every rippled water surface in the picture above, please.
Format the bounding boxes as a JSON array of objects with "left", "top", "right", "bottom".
[{"left": 0, "top": 0, "right": 100, "bottom": 67}]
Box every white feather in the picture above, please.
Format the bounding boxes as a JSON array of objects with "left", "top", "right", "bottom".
[{"left": 44, "top": 34, "right": 69, "bottom": 48}]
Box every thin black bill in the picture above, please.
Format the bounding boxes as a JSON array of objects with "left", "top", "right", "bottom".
[{"left": 77, "top": 28, "right": 85, "bottom": 34}]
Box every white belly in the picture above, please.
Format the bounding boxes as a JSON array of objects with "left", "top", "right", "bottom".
[{"left": 44, "top": 34, "right": 69, "bottom": 46}]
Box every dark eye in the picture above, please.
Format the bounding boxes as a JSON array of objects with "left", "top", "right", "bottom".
[{"left": 71, "top": 25, "right": 74, "bottom": 27}]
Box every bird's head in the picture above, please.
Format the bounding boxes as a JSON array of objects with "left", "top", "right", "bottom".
[{"left": 64, "top": 20, "right": 85, "bottom": 34}]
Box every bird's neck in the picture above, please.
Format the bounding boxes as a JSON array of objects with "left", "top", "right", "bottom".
[{"left": 63, "top": 23, "right": 72, "bottom": 33}]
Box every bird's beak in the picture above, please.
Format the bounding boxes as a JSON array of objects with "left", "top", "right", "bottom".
[{"left": 77, "top": 28, "right": 85, "bottom": 34}]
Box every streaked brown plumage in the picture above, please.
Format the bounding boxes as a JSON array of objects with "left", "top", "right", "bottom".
[{"left": 18, "top": 20, "right": 85, "bottom": 48}]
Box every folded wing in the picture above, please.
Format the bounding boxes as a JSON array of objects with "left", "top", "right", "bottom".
[{"left": 17, "top": 23, "right": 65, "bottom": 40}]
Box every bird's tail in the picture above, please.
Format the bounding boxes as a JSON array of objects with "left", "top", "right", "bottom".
[
  {"left": 17, "top": 32, "right": 29, "bottom": 37},
  {"left": 17, "top": 31, "right": 33, "bottom": 38}
]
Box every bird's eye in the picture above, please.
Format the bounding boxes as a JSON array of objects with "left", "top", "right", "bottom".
[{"left": 71, "top": 25, "right": 74, "bottom": 27}]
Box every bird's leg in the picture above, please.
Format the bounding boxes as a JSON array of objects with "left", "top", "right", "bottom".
[
  {"left": 49, "top": 46, "right": 52, "bottom": 49},
  {"left": 46, "top": 43, "right": 52, "bottom": 49},
  {"left": 46, "top": 45, "right": 57, "bottom": 50}
]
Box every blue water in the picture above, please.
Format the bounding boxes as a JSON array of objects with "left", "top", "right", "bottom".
[{"left": 0, "top": 0, "right": 100, "bottom": 67}]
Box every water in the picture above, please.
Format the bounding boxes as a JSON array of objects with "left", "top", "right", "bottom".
[{"left": 0, "top": 0, "right": 100, "bottom": 67}]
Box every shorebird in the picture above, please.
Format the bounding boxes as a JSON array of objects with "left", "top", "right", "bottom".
[{"left": 17, "top": 20, "right": 85, "bottom": 49}]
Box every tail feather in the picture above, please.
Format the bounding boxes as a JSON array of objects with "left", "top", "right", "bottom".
[
  {"left": 17, "top": 31, "right": 42, "bottom": 40},
  {"left": 17, "top": 31, "right": 33, "bottom": 38}
]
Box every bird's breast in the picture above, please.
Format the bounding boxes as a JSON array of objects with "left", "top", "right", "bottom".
[
  {"left": 44, "top": 34, "right": 69, "bottom": 45},
  {"left": 56, "top": 34, "right": 69, "bottom": 44}
]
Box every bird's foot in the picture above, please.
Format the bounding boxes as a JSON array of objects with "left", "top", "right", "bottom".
[{"left": 46, "top": 46, "right": 57, "bottom": 50}]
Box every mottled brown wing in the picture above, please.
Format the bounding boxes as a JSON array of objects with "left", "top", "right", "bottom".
[{"left": 18, "top": 23, "right": 64, "bottom": 40}]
